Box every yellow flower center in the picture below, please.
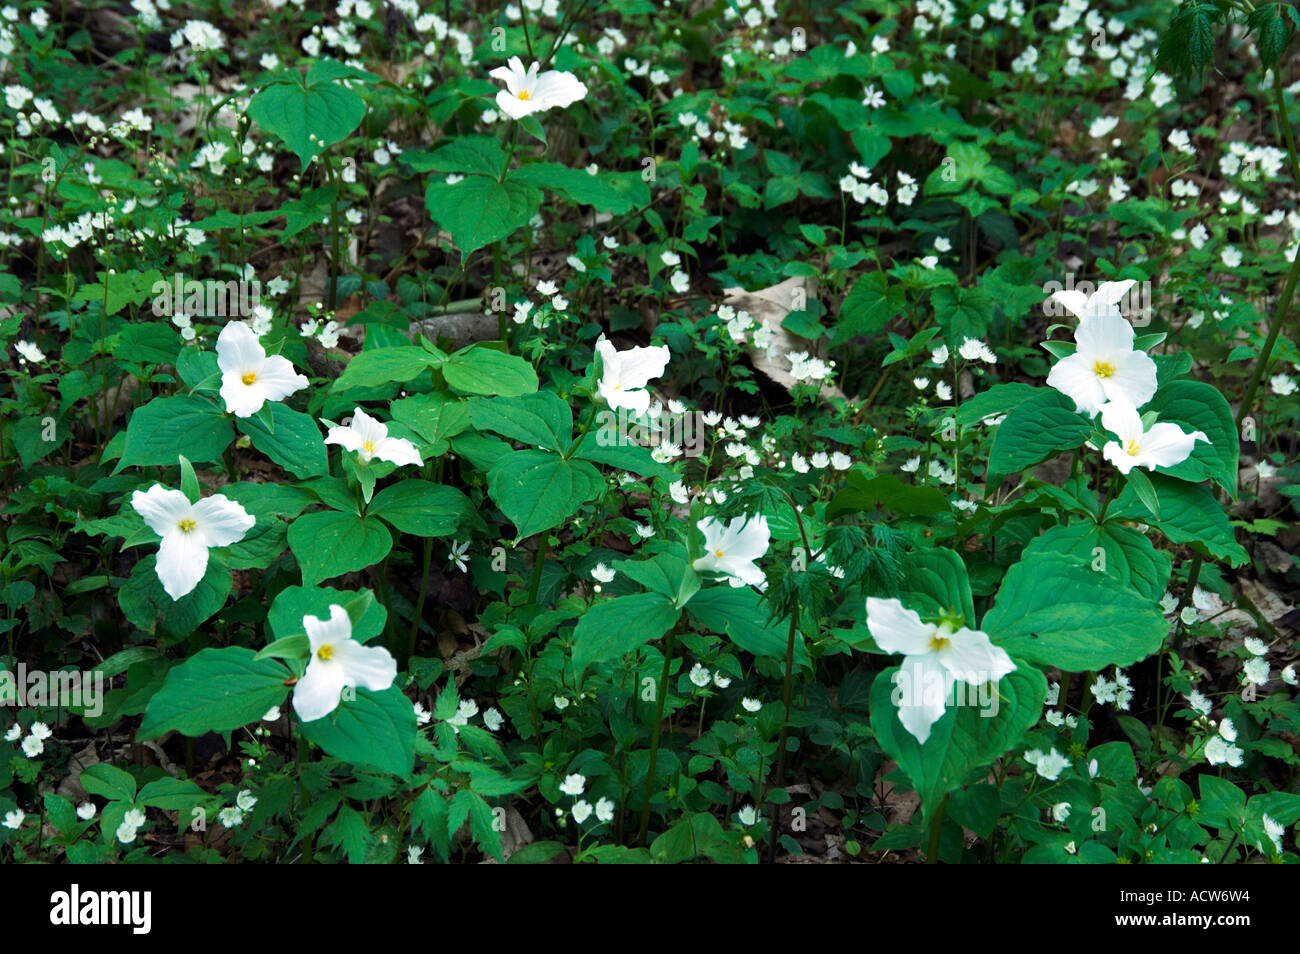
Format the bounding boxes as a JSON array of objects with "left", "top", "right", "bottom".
[
  {"left": 242, "top": 372, "right": 258, "bottom": 385},
  {"left": 317, "top": 644, "right": 335, "bottom": 661},
  {"left": 1125, "top": 438, "right": 1142, "bottom": 456},
  {"left": 1092, "top": 360, "right": 1115, "bottom": 379},
  {"left": 177, "top": 518, "right": 197, "bottom": 533},
  {"left": 518, "top": 89, "right": 531, "bottom": 100},
  {"left": 928, "top": 633, "right": 951, "bottom": 652},
  {"left": 362, "top": 439, "right": 375, "bottom": 456}
]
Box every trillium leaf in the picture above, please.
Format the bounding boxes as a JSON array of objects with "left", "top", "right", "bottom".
[
  {"left": 1144, "top": 380, "right": 1238, "bottom": 498},
  {"left": 1021, "top": 520, "right": 1172, "bottom": 602},
  {"left": 300, "top": 685, "right": 416, "bottom": 779},
  {"left": 825, "top": 471, "right": 949, "bottom": 520},
  {"left": 369, "top": 480, "right": 473, "bottom": 538},
  {"left": 332, "top": 346, "right": 444, "bottom": 393},
  {"left": 869, "top": 662, "right": 1046, "bottom": 814},
  {"left": 1145, "top": 475, "right": 1249, "bottom": 567},
  {"left": 441, "top": 345, "right": 539, "bottom": 397},
  {"left": 685, "top": 586, "right": 810, "bottom": 666},
  {"left": 118, "top": 554, "right": 233, "bottom": 644},
  {"left": 247, "top": 60, "right": 369, "bottom": 170},
  {"left": 424, "top": 175, "right": 542, "bottom": 261},
  {"left": 118, "top": 395, "right": 233, "bottom": 470},
  {"left": 987, "top": 387, "right": 1092, "bottom": 480},
  {"left": 486, "top": 449, "right": 604, "bottom": 540},
  {"left": 237, "top": 402, "right": 328, "bottom": 479},
  {"left": 899, "top": 547, "right": 976, "bottom": 626},
  {"left": 137, "top": 647, "right": 290, "bottom": 739},
  {"left": 268, "top": 584, "right": 388, "bottom": 644},
  {"left": 981, "top": 555, "right": 1167, "bottom": 671},
  {"left": 571, "top": 592, "right": 680, "bottom": 686},
  {"left": 80, "top": 764, "right": 137, "bottom": 803},
  {"left": 510, "top": 162, "right": 638, "bottom": 214},
  {"left": 287, "top": 510, "right": 394, "bottom": 586},
  {"left": 468, "top": 392, "right": 573, "bottom": 452}
]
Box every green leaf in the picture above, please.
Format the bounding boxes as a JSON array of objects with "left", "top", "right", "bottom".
[
  {"left": 80, "top": 764, "right": 137, "bottom": 803},
  {"left": 237, "top": 403, "right": 328, "bottom": 479},
  {"left": 486, "top": 449, "right": 603, "bottom": 540},
  {"left": 826, "top": 471, "right": 949, "bottom": 520},
  {"left": 1156, "top": 0, "right": 1223, "bottom": 80},
  {"left": 119, "top": 395, "right": 233, "bottom": 469},
  {"left": 268, "top": 585, "right": 388, "bottom": 643},
  {"left": 1144, "top": 380, "right": 1238, "bottom": 497},
  {"left": 441, "top": 345, "right": 539, "bottom": 396},
  {"left": 1022, "top": 521, "right": 1172, "bottom": 602},
  {"left": 301, "top": 685, "right": 416, "bottom": 779},
  {"left": 72, "top": 268, "right": 165, "bottom": 316},
  {"left": 406, "top": 135, "right": 510, "bottom": 180},
  {"left": 390, "top": 392, "right": 471, "bottom": 452},
  {"left": 468, "top": 392, "right": 572, "bottom": 452},
  {"left": 1144, "top": 475, "right": 1249, "bottom": 566},
  {"left": 899, "top": 548, "right": 976, "bottom": 626},
  {"left": 332, "top": 346, "right": 443, "bottom": 393},
  {"left": 424, "top": 175, "right": 542, "bottom": 261},
  {"left": 247, "top": 59, "right": 369, "bottom": 169},
  {"left": 987, "top": 387, "right": 1092, "bottom": 478},
  {"left": 137, "top": 777, "right": 209, "bottom": 812},
  {"left": 572, "top": 592, "right": 679, "bottom": 684},
  {"left": 831, "top": 271, "right": 903, "bottom": 346},
  {"left": 685, "top": 586, "right": 810, "bottom": 666},
  {"left": 870, "top": 664, "right": 1046, "bottom": 813},
  {"left": 287, "top": 511, "right": 394, "bottom": 586},
  {"left": 138, "top": 647, "right": 289, "bottom": 738},
  {"left": 981, "top": 555, "right": 1167, "bottom": 671},
  {"left": 932, "top": 285, "right": 994, "bottom": 341},
  {"left": 1246, "top": 3, "right": 1293, "bottom": 70},
  {"left": 511, "top": 162, "right": 637, "bottom": 214},
  {"left": 118, "top": 554, "right": 233, "bottom": 642},
  {"left": 368, "top": 480, "right": 472, "bottom": 537}
]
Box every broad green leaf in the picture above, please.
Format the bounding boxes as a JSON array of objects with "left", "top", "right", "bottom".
[
  {"left": 119, "top": 395, "right": 233, "bottom": 469},
  {"left": 332, "top": 346, "right": 443, "bottom": 393},
  {"left": 899, "top": 547, "right": 976, "bottom": 626},
  {"left": 80, "top": 764, "right": 137, "bottom": 803},
  {"left": 1145, "top": 475, "right": 1248, "bottom": 566},
  {"left": 468, "top": 392, "right": 573, "bottom": 452},
  {"left": 138, "top": 647, "right": 289, "bottom": 738},
  {"left": 247, "top": 59, "right": 369, "bottom": 169},
  {"left": 237, "top": 402, "right": 328, "bottom": 478},
  {"left": 981, "top": 555, "right": 1167, "bottom": 671},
  {"left": 685, "top": 586, "right": 810, "bottom": 667},
  {"left": 571, "top": 592, "right": 679, "bottom": 685},
  {"left": 1144, "top": 380, "right": 1238, "bottom": 497},
  {"left": 301, "top": 685, "right": 416, "bottom": 779},
  {"left": 441, "top": 346, "right": 539, "bottom": 397},
  {"left": 288, "top": 510, "right": 394, "bottom": 586},
  {"left": 118, "top": 554, "right": 233, "bottom": 643},
  {"left": 826, "top": 471, "right": 949, "bottom": 520},
  {"left": 267, "top": 585, "right": 388, "bottom": 644},
  {"left": 368, "top": 480, "right": 472, "bottom": 537},
  {"left": 1022, "top": 520, "right": 1172, "bottom": 602},
  {"left": 486, "top": 449, "right": 603, "bottom": 540},
  {"left": 424, "top": 176, "right": 542, "bottom": 260},
  {"left": 869, "top": 663, "right": 1046, "bottom": 813},
  {"left": 510, "top": 162, "right": 637, "bottom": 214},
  {"left": 987, "top": 387, "right": 1091, "bottom": 478}
]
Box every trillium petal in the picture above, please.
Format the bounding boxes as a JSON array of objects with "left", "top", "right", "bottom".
[
  {"left": 1091, "top": 279, "right": 1137, "bottom": 308},
  {"left": 895, "top": 653, "right": 949, "bottom": 744},
  {"left": 604, "top": 383, "right": 651, "bottom": 414},
  {"left": 865, "top": 597, "right": 936, "bottom": 655},
  {"left": 534, "top": 70, "right": 588, "bottom": 110},
  {"left": 1075, "top": 308, "right": 1135, "bottom": 354},
  {"left": 333, "top": 640, "right": 398, "bottom": 693},
  {"left": 1100, "top": 349, "right": 1157, "bottom": 409},
  {"left": 617, "top": 344, "right": 671, "bottom": 391},
  {"left": 252, "top": 354, "right": 309, "bottom": 403},
  {"left": 131, "top": 485, "right": 192, "bottom": 536},
  {"left": 220, "top": 375, "right": 267, "bottom": 417},
  {"left": 375, "top": 436, "right": 423, "bottom": 467},
  {"left": 1046, "top": 352, "right": 1107, "bottom": 415},
  {"left": 1136, "top": 422, "right": 1207, "bottom": 469},
  {"left": 293, "top": 658, "right": 346, "bottom": 722},
  {"left": 156, "top": 530, "right": 209, "bottom": 600},
  {"left": 349, "top": 407, "right": 388, "bottom": 444},
  {"left": 1102, "top": 440, "right": 1138, "bottom": 474},
  {"left": 215, "top": 322, "right": 264, "bottom": 375},
  {"left": 303, "top": 604, "right": 353, "bottom": 652},
  {"left": 324, "top": 424, "right": 367, "bottom": 453},
  {"left": 1099, "top": 400, "right": 1143, "bottom": 445},
  {"left": 192, "top": 494, "right": 255, "bottom": 548},
  {"left": 495, "top": 89, "right": 535, "bottom": 119},
  {"left": 1050, "top": 289, "right": 1089, "bottom": 321},
  {"left": 939, "top": 628, "right": 1017, "bottom": 685}
]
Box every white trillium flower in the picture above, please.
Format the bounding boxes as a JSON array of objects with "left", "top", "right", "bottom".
[
  {"left": 866, "top": 597, "right": 1017, "bottom": 744},
  {"left": 131, "top": 485, "right": 255, "bottom": 600},
  {"left": 488, "top": 56, "right": 588, "bottom": 120},
  {"left": 1045, "top": 281, "right": 1157, "bottom": 415},
  {"left": 325, "top": 407, "right": 422, "bottom": 467},
  {"left": 692, "top": 514, "right": 770, "bottom": 587},
  {"left": 1099, "top": 400, "right": 1208, "bottom": 475},
  {"left": 216, "top": 321, "right": 308, "bottom": 417},
  {"left": 596, "top": 339, "right": 670, "bottom": 414},
  {"left": 293, "top": 605, "right": 398, "bottom": 722}
]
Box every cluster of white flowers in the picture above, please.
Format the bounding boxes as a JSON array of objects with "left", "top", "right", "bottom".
[
  {"left": 1090, "top": 668, "right": 1134, "bottom": 710},
  {"left": 688, "top": 663, "right": 733, "bottom": 689},
  {"left": 116, "top": 807, "right": 148, "bottom": 844},
  {"left": 839, "top": 163, "right": 889, "bottom": 207},
  {"left": 5, "top": 721, "right": 52, "bottom": 758}
]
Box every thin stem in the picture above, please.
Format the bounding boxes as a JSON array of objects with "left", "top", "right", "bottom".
[{"left": 637, "top": 626, "right": 677, "bottom": 848}]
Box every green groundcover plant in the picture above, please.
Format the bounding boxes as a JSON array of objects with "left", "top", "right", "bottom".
[{"left": 0, "top": 0, "right": 1298, "bottom": 865}]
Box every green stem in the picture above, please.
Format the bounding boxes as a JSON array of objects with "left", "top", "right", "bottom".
[
  {"left": 926, "top": 796, "right": 948, "bottom": 863},
  {"left": 637, "top": 625, "right": 677, "bottom": 847}
]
